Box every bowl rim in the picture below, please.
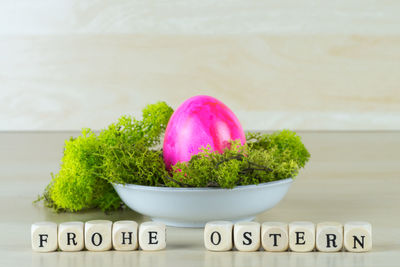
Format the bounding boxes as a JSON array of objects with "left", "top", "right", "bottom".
[{"left": 112, "top": 177, "right": 293, "bottom": 192}]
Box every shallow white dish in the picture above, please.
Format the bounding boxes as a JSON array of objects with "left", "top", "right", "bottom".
[{"left": 112, "top": 178, "right": 293, "bottom": 228}]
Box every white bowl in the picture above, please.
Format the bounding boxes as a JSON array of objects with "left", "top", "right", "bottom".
[{"left": 112, "top": 178, "right": 292, "bottom": 228}]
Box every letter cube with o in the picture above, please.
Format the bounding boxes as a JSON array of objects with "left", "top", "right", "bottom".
[
  {"left": 316, "top": 222, "right": 343, "bottom": 252},
  {"left": 204, "top": 221, "right": 233, "bottom": 251},
  {"left": 31, "top": 222, "right": 58, "bottom": 252},
  {"left": 261, "top": 222, "right": 289, "bottom": 252},
  {"left": 289, "top": 221, "right": 315, "bottom": 252},
  {"left": 112, "top": 220, "right": 138, "bottom": 251},
  {"left": 58, "top": 221, "right": 84, "bottom": 251},
  {"left": 233, "top": 222, "right": 261, "bottom": 252},
  {"left": 85, "top": 220, "right": 112, "bottom": 251},
  {"left": 138, "top": 222, "right": 166, "bottom": 251},
  {"left": 344, "top": 221, "right": 372, "bottom": 252}
]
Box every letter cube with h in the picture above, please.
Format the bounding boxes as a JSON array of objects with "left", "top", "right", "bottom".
[{"left": 112, "top": 220, "right": 138, "bottom": 251}]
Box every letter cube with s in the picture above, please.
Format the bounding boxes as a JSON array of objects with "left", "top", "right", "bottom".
[{"left": 233, "top": 222, "right": 261, "bottom": 252}]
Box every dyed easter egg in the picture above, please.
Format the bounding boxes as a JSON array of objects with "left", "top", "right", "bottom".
[{"left": 163, "top": 95, "right": 246, "bottom": 170}]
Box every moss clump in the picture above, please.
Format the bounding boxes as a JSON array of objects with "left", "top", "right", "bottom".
[
  {"left": 36, "top": 101, "right": 310, "bottom": 213},
  {"left": 37, "top": 102, "right": 173, "bottom": 212},
  {"left": 165, "top": 130, "right": 310, "bottom": 188}
]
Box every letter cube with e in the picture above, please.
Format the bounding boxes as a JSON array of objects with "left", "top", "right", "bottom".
[
  {"left": 233, "top": 222, "right": 261, "bottom": 252},
  {"left": 316, "top": 222, "right": 343, "bottom": 252},
  {"left": 31, "top": 222, "right": 58, "bottom": 252},
  {"left": 138, "top": 222, "right": 166, "bottom": 251},
  {"left": 261, "top": 222, "right": 289, "bottom": 252},
  {"left": 204, "top": 221, "right": 233, "bottom": 251},
  {"left": 112, "top": 220, "right": 138, "bottom": 251},
  {"left": 344, "top": 221, "right": 372, "bottom": 252},
  {"left": 58, "top": 221, "right": 84, "bottom": 251},
  {"left": 85, "top": 220, "right": 112, "bottom": 251},
  {"left": 289, "top": 221, "right": 315, "bottom": 252}
]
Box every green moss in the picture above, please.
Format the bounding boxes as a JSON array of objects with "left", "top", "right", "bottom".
[
  {"left": 38, "top": 102, "right": 173, "bottom": 212},
  {"left": 164, "top": 131, "right": 310, "bottom": 188},
  {"left": 36, "top": 101, "right": 310, "bottom": 213}
]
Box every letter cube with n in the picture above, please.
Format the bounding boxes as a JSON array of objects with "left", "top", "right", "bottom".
[
  {"left": 31, "top": 222, "right": 58, "bottom": 252},
  {"left": 234, "top": 222, "right": 261, "bottom": 252},
  {"left": 58, "top": 221, "right": 84, "bottom": 251},
  {"left": 261, "top": 222, "right": 289, "bottom": 252},
  {"left": 85, "top": 220, "right": 112, "bottom": 251},
  {"left": 204, "top": 221, "right": 233, "bottom": 251},
  {"left": 289, "top": 221, "right": 315, "bottom": 252},
  {"left": 344, "top": 222, "right": 372, "bottom": 252},
  {"left": 112, "top": 221, "right": 138, "bottom": 251},
  {"left": 138, "top": 222, "right": 166, "bottom": 251},
  {"left": 316, "top": 222, "right": 343, "bottom": 252}
]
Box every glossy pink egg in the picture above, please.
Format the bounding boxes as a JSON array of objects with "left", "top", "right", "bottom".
[{"left": 163, "top": 95, "right": 246, "bottom": 170}]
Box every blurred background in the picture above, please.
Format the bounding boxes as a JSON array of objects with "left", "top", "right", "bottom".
[{"left": 1, "top": 0, "right": 399, "bottom": 131}]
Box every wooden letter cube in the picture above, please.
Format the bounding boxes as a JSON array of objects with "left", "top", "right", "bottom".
[
  {"left": 233, "top": 222, "right": 261, "bottom": 252},
  {"left": 289, "top": 221, "right": 315, "bottom": 252},
  {"left": 261, "top": 222, "right": 289, "bottom": 252},
  {"left": 138, "top": 222, "right": 166, "bottom": 251},
  {"left": 31, "top": 222, "right": 58, "bottom": 252},
  {"left": 58, "top": 221, "right": 84, "bottom": 251},
  {"left": 316, "top": 222, "right": 343, "bottom": 252},
  {"left": 112, "top": 220, "right": 138, "bottom": 251},
  {"left": 344, "top": 221, "right": 372, "bottom": 252},
  {"left": 204, "top": 221, "right": 233, "bottom": 251},
  {"left": 85, "top": 220, "right": 112, "bottom": 251}
]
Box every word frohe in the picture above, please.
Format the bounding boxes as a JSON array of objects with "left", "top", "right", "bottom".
[
  {"left": 31, "top": 220, "right": 166, "bottom": 252},
  {"left": 204, "top": 221, "right": 372, "bottom": 252}
]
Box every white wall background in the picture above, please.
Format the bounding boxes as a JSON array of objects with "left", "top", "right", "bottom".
[{"left": 1, "top": 0, "right": 399, "bottom": 131}]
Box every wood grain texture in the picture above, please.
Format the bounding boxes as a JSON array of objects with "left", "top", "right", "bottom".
[{"left": 0, "top": 0, "right": 399, "bottom": 130}]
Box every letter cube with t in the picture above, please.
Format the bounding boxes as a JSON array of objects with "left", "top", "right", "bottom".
[
  {"left": 31, "top": 222, "right": 58, "bottom": 252},
  {"left": 138, "top": 222, "right": 166, "bottom": 251},
  {"left": 112, "top": 220, "right": 138, "bottom": 251},
  {"left": 344, "top": 221, "right": 372, "bottom": 252},
  {"left": 233, "top": 222, "right": 261, "bottom": 252},
  {"left": 289, "top": 221, "right": 315, "bottom": 252},
  {"left": 261, "top": 222, "right": 289, "bottom": 252},
  {"left": 316, "top": 222, "right": 343, "bottom": 252},
  {"left": 58, "top": 221, "right": 84, "bottom": 251},
  {"left": 85, "top": 220, "right": 112, "bottom": 251},
  {"left": 204, "top": 221, "right": 233, "bottom": 251}
]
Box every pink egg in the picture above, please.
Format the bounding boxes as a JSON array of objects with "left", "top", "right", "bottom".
[{"left": 163, "top": 95, "right": 246, "bottom": 170}]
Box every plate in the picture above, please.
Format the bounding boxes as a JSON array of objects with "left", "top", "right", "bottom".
[{"left": 112, "top": 178, "right": 292, "bottom": 228}]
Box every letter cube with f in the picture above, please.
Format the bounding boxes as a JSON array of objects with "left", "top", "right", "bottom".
[
  {"left": 31, "top": 222, "right": 58, "bottom": 252},
  {"left": 138, "top": 222, "right": 166, "bottom": 251},
  {"left": 204, "top": 221, "right": 233, "bottom": 251}
]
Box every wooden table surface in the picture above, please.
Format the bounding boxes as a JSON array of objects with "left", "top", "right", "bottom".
[{"left": 0, "top": 131, "right": 399, "bottom": 267}]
